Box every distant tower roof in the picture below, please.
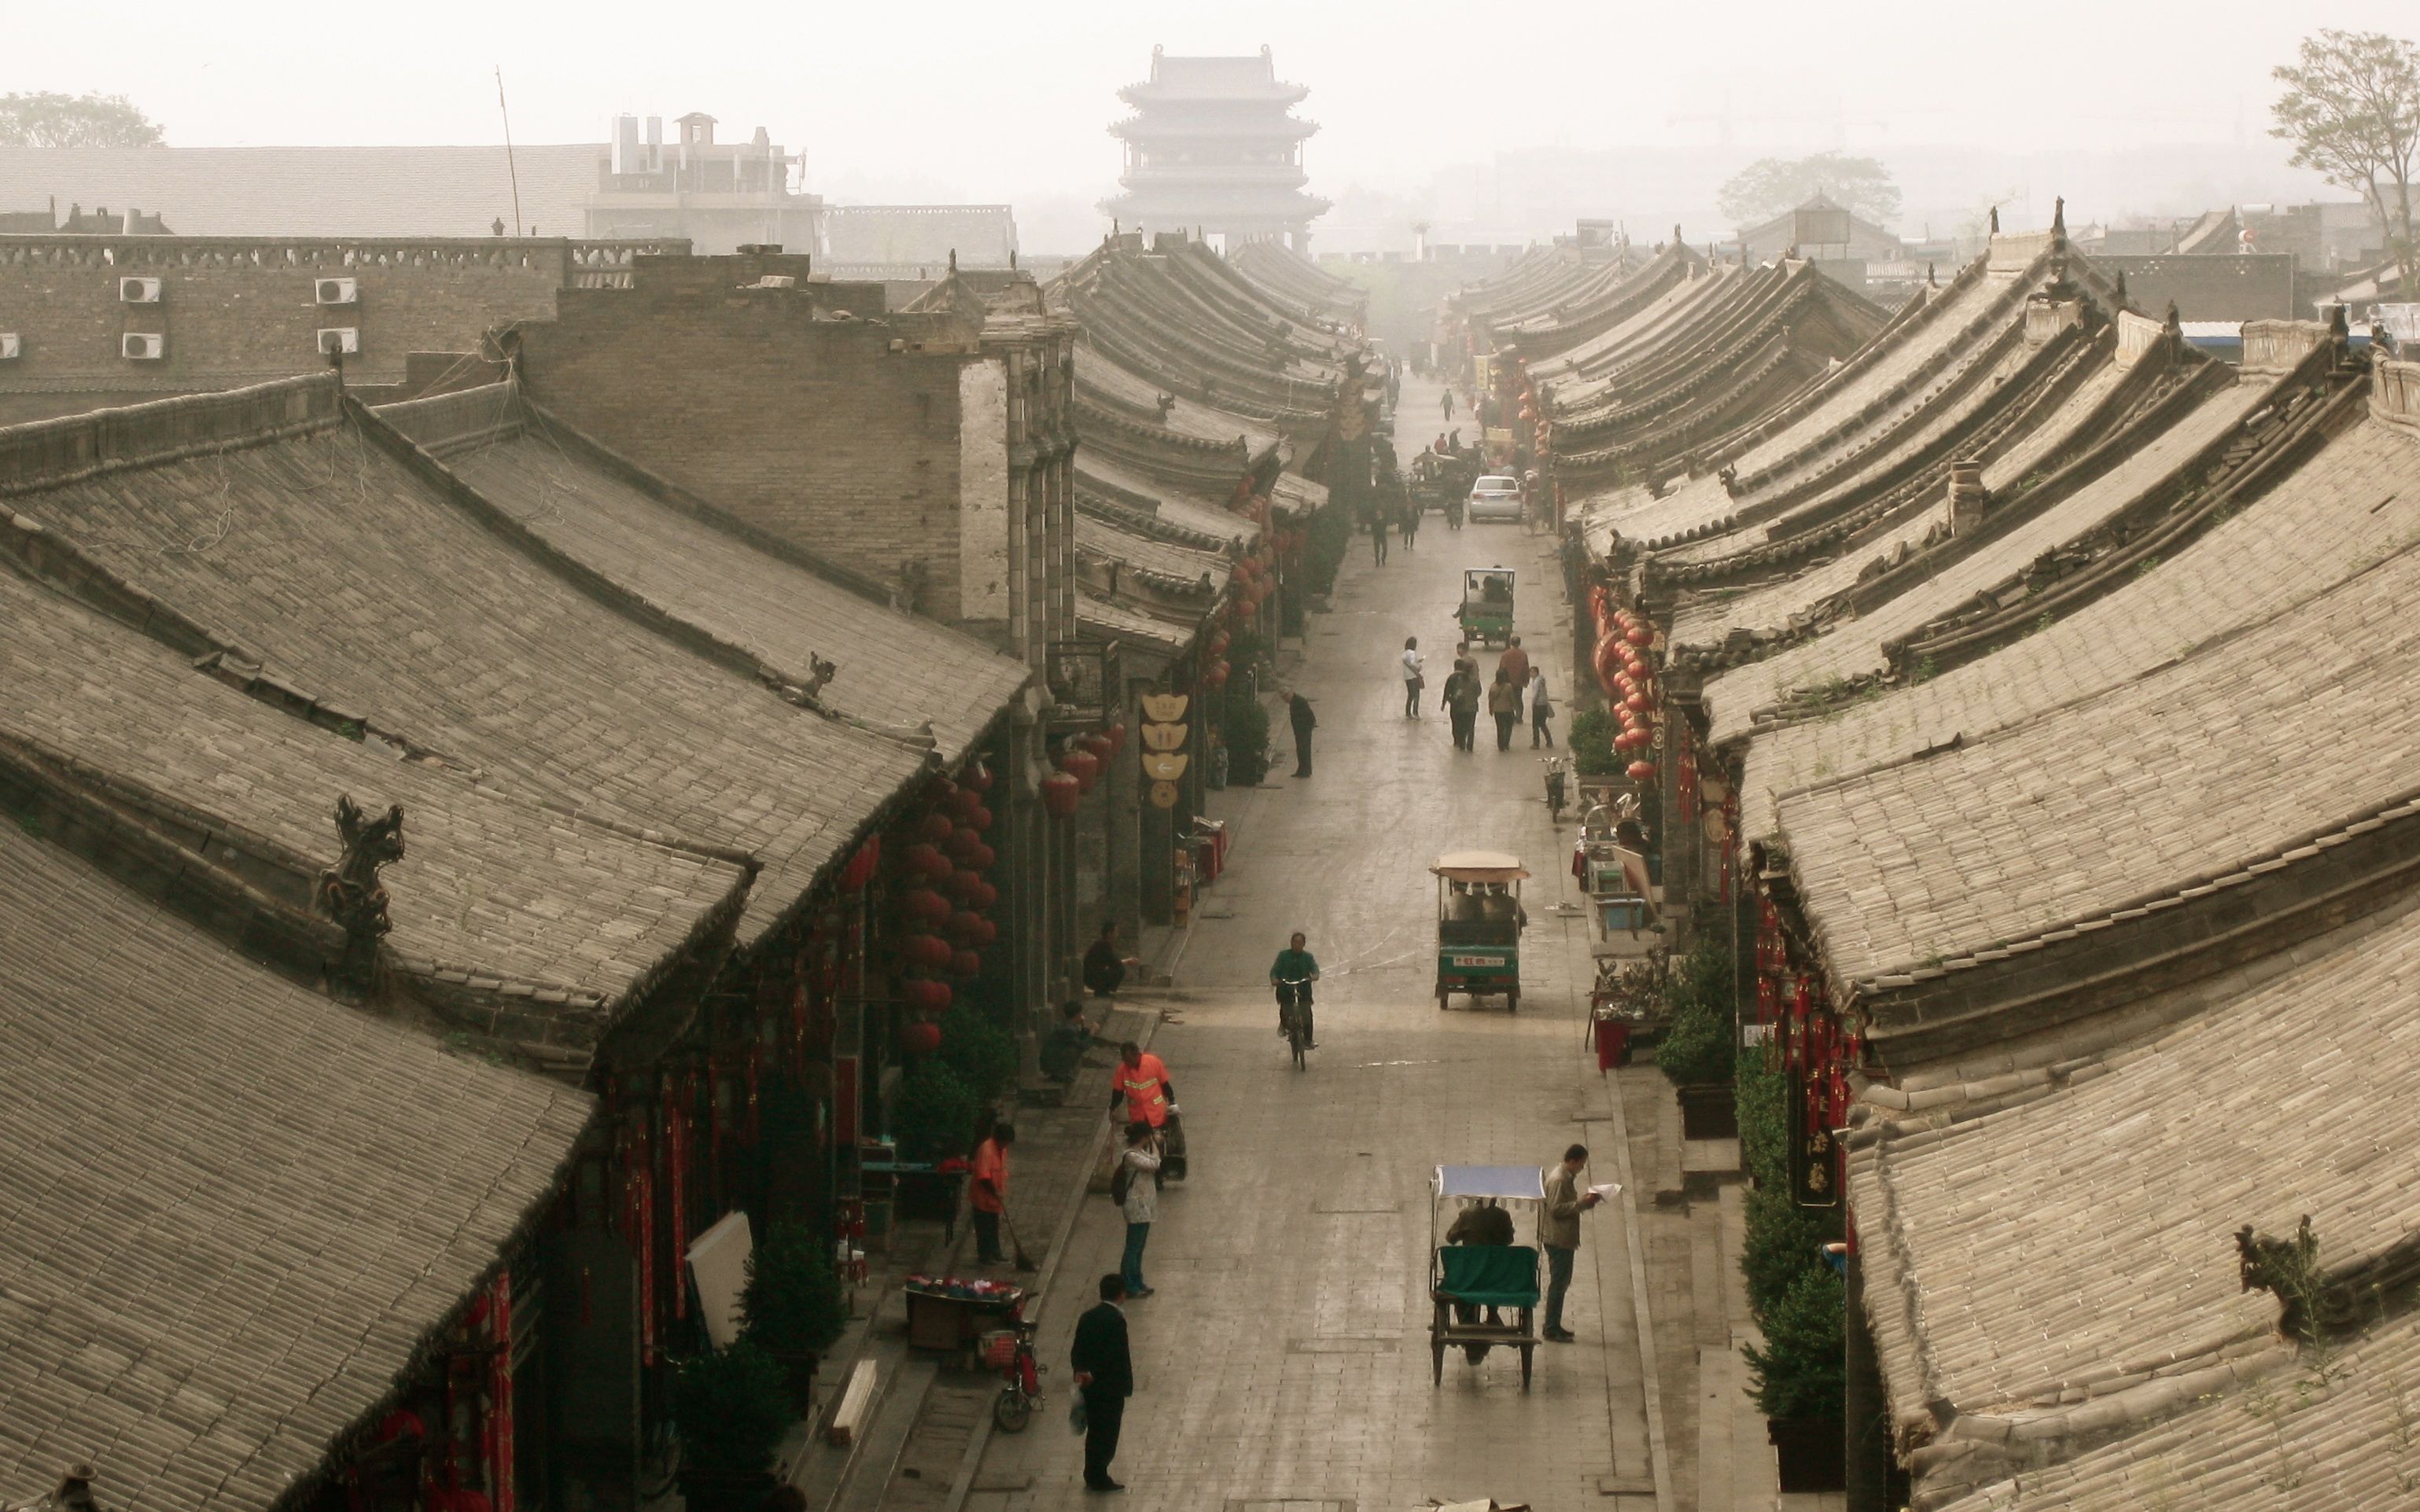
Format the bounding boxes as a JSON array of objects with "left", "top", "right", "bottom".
[{"left": 1103, "top": 44, "right": 1328, "bottom": 248}]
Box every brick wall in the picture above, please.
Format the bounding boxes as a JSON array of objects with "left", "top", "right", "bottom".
[
  {"left": 513, "top": 256, "right": 982, "bottom": 617},
  {"left": 0, "top": 236, "right": 680, "bottom": 414}
]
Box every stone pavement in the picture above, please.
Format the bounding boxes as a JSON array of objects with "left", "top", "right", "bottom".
[{"left": 948, "top": 380, "right": 1672, "bottom": 1511}]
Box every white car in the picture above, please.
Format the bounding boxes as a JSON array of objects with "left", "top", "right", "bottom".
[{"left": 1466, "top": 475, "right": 1523, "bottom": 523}]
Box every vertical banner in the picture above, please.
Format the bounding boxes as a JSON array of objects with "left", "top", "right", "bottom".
[
  {"left": 1787, "top": 1063, "right": 1842, "bottom": 1210},
  {"left": 665, "top": 1078, "right": 690, "bottom": 1320},
  {"left": 488, "top": 1273, "right": 515, "bottom": 1512},
  {"left": 624, "top": 1124, "right": 656, "bottom": 1365}
]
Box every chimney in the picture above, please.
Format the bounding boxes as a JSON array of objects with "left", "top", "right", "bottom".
[{"left": 1949, "top": 460, "right": 1990, "bottom": 535}]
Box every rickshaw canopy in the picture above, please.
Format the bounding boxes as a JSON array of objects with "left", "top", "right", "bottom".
[
  {"left": 1435, "top": 1164, "right": 1547, "bottom": 1202},
  {"left": 1431, "top": 852, "right": 1531, "bottom": 881}
]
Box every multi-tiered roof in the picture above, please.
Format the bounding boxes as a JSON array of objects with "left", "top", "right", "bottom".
[{"left": 1102, "top": 46, "right": 1331, "bottom": 248}]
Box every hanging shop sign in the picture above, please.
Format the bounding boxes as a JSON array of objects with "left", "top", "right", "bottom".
[{"left": 1140, "top": 693, "right": 1191, "bottom": 810}]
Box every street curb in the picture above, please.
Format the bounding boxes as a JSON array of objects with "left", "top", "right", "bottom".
[{"left": 938, "top": 1009, "right": 1164, "bottom": 1512}]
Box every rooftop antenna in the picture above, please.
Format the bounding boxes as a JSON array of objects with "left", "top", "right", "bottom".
[{"left": 495, "top": 67, "right": 525, "bottom": 238}]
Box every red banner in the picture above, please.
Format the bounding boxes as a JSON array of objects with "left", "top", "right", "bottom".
[
  {"left": 625, "top": 1126, "right": 656, "bottom": 1364},
  {"left": 665, "top": 1078, "right": 690, "bottom": 1320}
]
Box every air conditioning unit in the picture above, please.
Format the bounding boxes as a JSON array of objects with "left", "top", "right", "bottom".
[
  {"left": 0, "top": 334, "right": 19, "bottom": 360},
  {"left": 315, "top": 277, "right": 359, "bottom": 306},
  {"left": 119, "top": 277, "right": 162, "bottom": 304},
  {"left": 316, "top": 327, "right": 360, "bottom": 355},
  {"left": 122, "top": 333, "right": 166, "bottom": 361}
]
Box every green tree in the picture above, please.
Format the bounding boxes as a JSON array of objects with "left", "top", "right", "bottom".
[
  {"left": 937, "top": 1001, "right": 1017, "bottom": 1100},
  {"left": 2271, "top": 29, "right": 2420, "bottom": 293},
  {"left": 673, "top": 1340, "right": 792, "bottom": 1504},
  {"left": 1744, "top": 1265, "right": 1847, "bottom": 1419},
  {"left": 739, "top": 1221, "right": 849, "bottom": 1411},
  {"left": 0, "top": 92, "right": 165, "bottom": 148},
  {"left": 1221, "top": 682, "right": 1271, "bottom": 785},
  {"left": 1717, "top": 153, "right": 1901, "bottom": 230}
]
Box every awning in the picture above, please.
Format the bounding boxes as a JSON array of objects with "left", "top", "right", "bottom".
[
  {"left": 1432, "top": 851, "right": 1531, "bottom": 881},
  {"left": 1435, "top": 1164, "right": 1547, "bottom": 1201}
]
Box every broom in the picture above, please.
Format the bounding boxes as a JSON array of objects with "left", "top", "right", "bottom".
[{"left": 1000, "top": 1205, "right": 1039, "bottom": 1272}]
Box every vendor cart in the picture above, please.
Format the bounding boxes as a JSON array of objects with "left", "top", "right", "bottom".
[
  {"left": 1429, "top": 1164, "right": 1546, "bottom": 1390},
  {"left": 903, "top": 1276, "right": 1026, "bottom": 1359}
]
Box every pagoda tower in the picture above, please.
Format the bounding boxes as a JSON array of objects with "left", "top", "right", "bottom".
[{"left": 1102, "top": 45, "right": 1331, "bottom": 252}]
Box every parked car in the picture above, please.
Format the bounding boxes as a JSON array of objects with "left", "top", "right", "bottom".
[{"left": 1466, "top": 475, "right": 1523, "bottom": 523}]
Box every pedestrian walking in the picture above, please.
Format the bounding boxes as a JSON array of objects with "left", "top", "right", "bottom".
[
  {"left": 1442, "top": 388, "right": 1455, "bottom": 423},
  {"left": 1529, "top": 668, "right": 1556, "bottom": 748},
  {"left": 1400, "top": 636, "right": 1425, "bottom": 719},
  {"left": 1487, "top": 668, "right": 1521, "bottom": 751},
  {"left": 1287, "top": 690, "right": 1317, "bottom": 778},
  {"left": 1540, "top": 1143, "right": 1606, "bottom": 1342},
  {"left": 1115, "top": 1121, "right": 1162, "bottom": 1297},
  {"left": 1400, "top": 492, "right": 1420, "bottom": 550},
  {"left": 1070, "top": 1274, "right": 1135, "bottom": 1492},
  {"left": 1369, "top": 502, "right": 1390, "bottom": 565},
  {"left": 971, "top": 1123, "right": 1015, "bottom": 1264},
  {"left": 1442, "top": 661, "right": 1481, "bottom": 752},
  {"left": 1497, "top": 634, "right": 1530, "bottom": 695}
]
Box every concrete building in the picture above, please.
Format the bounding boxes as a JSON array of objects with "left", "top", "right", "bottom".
[
  {"left": 584, "top": 111, "right": 820, "bottom": 253},
  {"left": 1101, "top": 46, "right": 1330, "bottom": 252}
]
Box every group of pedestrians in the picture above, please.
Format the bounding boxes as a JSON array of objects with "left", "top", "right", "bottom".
[{"left": 1401, "top": 633, "right": 1555, "bottom": 752}]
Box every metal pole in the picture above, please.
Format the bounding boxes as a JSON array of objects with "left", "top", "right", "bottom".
[{"left": 496, "top": 67, "right": 525, "bottom": 238}]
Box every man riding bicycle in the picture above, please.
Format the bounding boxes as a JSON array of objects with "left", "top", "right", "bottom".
[{"left": 1269, "top": 932, "right": 1321, "bottom": 1050}]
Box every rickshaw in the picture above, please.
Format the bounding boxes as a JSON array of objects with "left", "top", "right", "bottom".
[
  {"left": 1428, "top": 1164, "right": 1545, "bottom": 1389},
  {"left": 1458, "top": 567, "right": 1516, "bottom": 647},
  {"left": 1433, "top": 852, "right": 1527, "bottom": 1011}
]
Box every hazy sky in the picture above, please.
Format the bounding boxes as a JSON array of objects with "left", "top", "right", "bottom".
[{"left": 13, "top": 0, "right": 2411, "bottom": 206}]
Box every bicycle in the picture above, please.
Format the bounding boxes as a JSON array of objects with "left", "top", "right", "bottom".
[
  {"left": 1542, "top": 754, "right": 1570, "bottom": 822},
  {"left": 1275, "top": 977, "right": 1314, "bottom": 1070},
  {"left": 984, "top": 1317, "right": 1045, "bottom": 1432}
]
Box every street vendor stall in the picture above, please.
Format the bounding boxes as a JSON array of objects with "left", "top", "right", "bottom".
[{"left": 903, "top": 1275, "right": 1026, "bottom": 1359}]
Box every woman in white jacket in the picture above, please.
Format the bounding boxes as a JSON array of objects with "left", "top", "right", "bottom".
[
  {"left": 1400, "top": 636, "right": 1425, "bottom": 719},
  {"left": 1117, "top": 1121, "right": 1163, "bottom": 1298}
]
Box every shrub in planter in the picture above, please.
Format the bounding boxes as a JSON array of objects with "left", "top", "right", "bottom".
[
  {"left": 937, "top": 1002, "right": 1017, "bottom": 1102},
  {"left": 1740, "top": 1180, "right": 1837, "bottom": 1323},
  {"left": 1655, "top": 937, "right": 1736, "bottom": 1090},
  {"left": 674, "top": 1340, "right": 792, "bottom": 1512},
  {"left": 1736, "top": 1051, "right": 1789, "bottom": 1190},
  {"left": 890, "top": 1059, "right": 980, "bottom": 1163},
  {"left": 1744, "top": 1265, "right": 1847, "bottom": 1420},
  {"left": 1568, "top": 707, "right": 1620, "bottom": 777},
  {"left": 1222, "top": 683, "right": 1272, "bottom": 786},
  {"left": 740, "top": 1221, "right": 849, "bottom": 1413}
]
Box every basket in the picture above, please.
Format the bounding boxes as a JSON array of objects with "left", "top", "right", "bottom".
[{"left": 979, "top": 1330, "right": 1022, "bottom": 1370}]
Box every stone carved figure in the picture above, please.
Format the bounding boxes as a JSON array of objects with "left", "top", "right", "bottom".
[
  {"left": 2235, "top": 1215, "right": 2356, "bottom": 1341},
  {"left": 317, "top": 794, "right": 404, "bottom": 994}
]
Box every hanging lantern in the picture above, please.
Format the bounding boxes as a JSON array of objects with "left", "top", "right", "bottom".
[
  {"left": 1103, "top": 723, "right": 1128, "bottom": 756},
  {"left": 1627, "top": 760, "right": 1658, "bottom": 782},
  {"left": 964, "top": 841, "right": 996, "bottom": 871},
  {"left": 1041, "top": 771, "right": 1080, "bottom": 819},
  {"left": 963, "top": 916, "right": 999, "bottom": 947},
  {"left": 947, "top": 787, "right": 984, "bottom": 822},
  {"left": 904, "top": 979, "right": 953, "bottom": 1013},
  {"left": 944, "top": 828, "right": 980, "bottom": 865},
  {"left": 970, "top": 879, "right": 1000, "bottom": 911},
  {"left": 901, "top": 1019, "right": 942, "bottom": 1055},
  {"left": 1080, "top": 732, "right": 1114, "bottom": 763},
  {"left": 917, "top": 812, "right": 955, "bottom": 844},
  {"left": 961, "top": 761, "right": 995, "bottom": 794},
  {"left": 943, "top": 870, "right": 982, "bottom": 903},
  {"left": 1059, "top": 747, "right": 1101, "bottom": 793},
  {"left": 904, "top": 933, "right": 953, "bottom": 969},
  {"left": 1625, "top": 692, "right": 1652, "bottom": 713},
  {"left": 1209, "top": 631, "right": 1231, "bottom": 657},
  {"left": 952, "top": 949, "right": 982, "bottom": 980},
  {"left": 964, "top": 802, "right": 993, "bottom": 833},
  {"left": 1206, "top": 661, "right": 1230, "bottom": 689},
  {"left": 841, "top": 837, "right": 882, "bottom": 890},
  {"left": 900, "top": 887, "right": 951, "bottom": 923},
  {"left": 901, "top": 842, "right": 950, "bottom": 880}
]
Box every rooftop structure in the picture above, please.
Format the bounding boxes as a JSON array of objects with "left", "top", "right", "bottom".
[
  {"left": 585, "top": 111, "right": 819, "bottom": 253},
  {"left": 1102, "top": 46, "right": 1330, "bottom": 252}
]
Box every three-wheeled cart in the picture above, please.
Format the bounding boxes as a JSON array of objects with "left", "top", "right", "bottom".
[
  {"left": 1428, "top": 1164, "right": 1547, "bottom": 1390},
  {"left": 1457, "top": 567, "right": 1516, "bottom": 647},
  {"left": 1434, "top": 852, "right": 1528, "bottom": 1011}
]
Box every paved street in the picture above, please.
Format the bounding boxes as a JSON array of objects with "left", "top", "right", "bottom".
[{"left": 961, "top": 381, "right": 1663, "bottom": 1510}]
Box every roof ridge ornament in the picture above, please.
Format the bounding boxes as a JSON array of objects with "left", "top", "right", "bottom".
[
  {"left": 317, "top": 794, "right": 404, "bottom": 999},
  {"left": 2051, "top": 196, "right": 2066, "bottom": 239}
]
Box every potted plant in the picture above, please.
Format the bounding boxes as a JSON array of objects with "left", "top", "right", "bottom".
[
  {"left": 1656, "top": 938, "right": 1737, "bottom": 1139},
  {"left": 1221, "top": 682, "right": 1272, "bottom": 786},
  {"left": 1747, "top": 1266, "right": 1848, "bottom": 1492},
  {"left": 740, "top": 1222, "right": 849, "bottom": 1414},
  {"left": 674, "top": 1340, "right": 793, "bottom": 1512},
  {"left": 936, "top": 1002, "right": 1018, "bottom": 1103}
]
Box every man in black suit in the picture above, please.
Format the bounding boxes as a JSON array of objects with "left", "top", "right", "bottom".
[{"left": 1070, "top": 1273, "right": 1133, "bottom": 1492}]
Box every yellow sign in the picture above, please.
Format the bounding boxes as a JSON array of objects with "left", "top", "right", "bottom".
[
  {"left": 1149, "top": 780, "right": 1180, "bottom": 810},
  {"left": 1142, "top": 752, "right": 1191, "bottom": 782},
  {"left": 1141, "top": 693, "right": 1190, "bottom": 723},
  {"left": 1142, "top": 722, "right": 1189, "bottom": 752}
]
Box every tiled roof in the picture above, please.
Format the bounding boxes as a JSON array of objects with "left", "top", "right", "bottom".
[
  {"left": 0, "top": 144, "right": 600, "bottom": 238},
  {"left": 1704, "top": 377, "right": 2267, "bottom": 740},
  {"left": 1850, "top": 891, "right": 2420, "bottom": 1505},
  {"left": 1738, "top": 398, "right": 2420, "bottom": 840},
  {"left": 375, "top": 384, "right": 1027, "bottom": 766},
  {"left": 1775, "top": 518, "right": 2420, "bottom": 986},
  {"left": 0, "top": 565, "right": 749, "bottom": 1022},
  {"left": 0, "top": 820, "right": 591, "bottom": 1512},
  {"left": 1077, "top": 590, "right": 1191, "bottom": 653},
  {"left": 2, "top": 377, "right": 926, "bottom": 950},
  {"left": 1076, "top": 513, "right": 1228, "bottom": 595}
]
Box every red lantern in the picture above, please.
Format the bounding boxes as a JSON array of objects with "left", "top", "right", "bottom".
[
  {"left": 943, "top": 870, "right": 982, "bottom": 903},
  {"left": 900, "top": 888, "right": 951, "bottom": 923},
  {"left": 1626, "top": 692, "right": 1652, "bottom": 713},
  {"left": 1628, "top": 760, "right": 1658, "bottom": 782},
  {"left": 1206, "top": 661, "right": 1230, "bottom": 688},
  {"left": 952, "top": 950, "right": 982, "bottom": 979},
  {"left": 1626, "top": 625, "right": 1653, "bottom": 648},
  {"left": 1059, "top": 747, "right": 1101, "bottom": 794},
  {"left": 901, "top": 1020, "right": 942, "bottom": 1055},
  {"left": 901, "top": 842, "right": 950, "bottom": 880},
  {"left": 1041, "top": 771, "right": 1080, "bottom": 819},
  {"left": 904, "top": 933, "right": 952, "bottom": 969},
  {"left": 1209, "top": 631, "right": 1231, "bottom": 657},
  {"left": 1103, "top": 723, "right": 1127, "bottom": 756},
  {"left": 947, "top": 787, "right": 983, "bottom": 822},
  {"left": 970, "top": 880, "right": 1000, "bottom": 911},
  {"left": 1080, "top": 732, "right": 1114, "bottom": 763},
  {"left": 965, "top": 841, "right": 996, "bottom": 871},
  {"left": 961, "top": 761, "right": 994, "bottom": 793},
  {"left": 917, "top": 812, "right": 955, "bottom": 844},
  {"left": 904, "top": 979, "right": 952, "bottom": 1012},
  {"left": 963, "top": 917, "right": 999, "bottom": 947}
]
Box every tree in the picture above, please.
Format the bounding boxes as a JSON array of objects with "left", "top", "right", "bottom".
[
  {"left": 2272, "top": 30, "right": 2420, "bottom": 293},
  {"left": 1717, "top": 153, "right": 1900, "bottom": 230},
  {"left": 0, "top": 92, "right": 164, "bottom": 148}
]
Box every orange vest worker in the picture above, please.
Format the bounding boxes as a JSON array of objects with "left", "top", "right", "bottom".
[
  {"left": 1116, "top": 1051, "right": 1171, "bottom": 1128},
  {"left": 971, "top": 1135, "right": 1008, "bottom": 1215}
]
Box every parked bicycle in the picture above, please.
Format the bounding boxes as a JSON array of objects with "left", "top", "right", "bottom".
[{"left": 985, "top": 1317, "right": 1045, "bottom": 1431}]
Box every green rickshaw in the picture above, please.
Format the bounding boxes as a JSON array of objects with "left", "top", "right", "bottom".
[
  {"left": 1433, "top": 851, "right": 1527, "bottom": 1011},
  {"left": 1459, "top": 567, "right": 1516, "bottom": 648}
]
